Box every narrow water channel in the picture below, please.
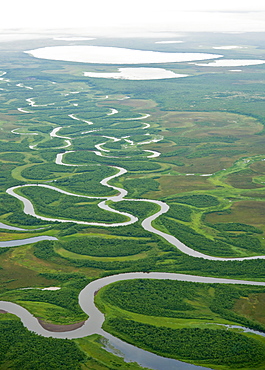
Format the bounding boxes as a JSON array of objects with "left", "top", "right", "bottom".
[
  {"left": 1, "top": 272, "right": 265, "bottom": 369},
  {"left": 4, "top": 105, "right": 265, "bottom": 369}
]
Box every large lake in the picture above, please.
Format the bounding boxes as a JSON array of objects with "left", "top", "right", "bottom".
[
  {"left": 84, "top": 67, "right": 188, "bottom": 80},
  {"left": 193, "top": 59, "right": 265, "bottom": 67},
  {"left": 25, "top": 45, "right": 222, "bottom": 64}
]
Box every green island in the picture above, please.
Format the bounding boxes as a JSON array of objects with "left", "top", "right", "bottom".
[{"left": 0, "top": 31, "right": 265, "bottom": 370}]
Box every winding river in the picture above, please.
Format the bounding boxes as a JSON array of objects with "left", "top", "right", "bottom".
[
  {"left": 6, "top": 169, "right": 265, "bottom": 261},
  {"left": 4, "top": 102, "right": 265, "bottom": 369},
  {"left": 0, "top": 236, "right": 58, "bottom": 248},
  {"left": 2, "top": 272, "right": 265, "bottom": 370}
]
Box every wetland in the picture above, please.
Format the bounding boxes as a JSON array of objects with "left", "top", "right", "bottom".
[{"left": 0, "top": 31, "right": 265, "bottom": 370}]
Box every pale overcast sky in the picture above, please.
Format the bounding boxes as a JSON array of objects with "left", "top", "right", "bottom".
[{"left": 1, "top": 0, "right": 265, "bottom": 33}]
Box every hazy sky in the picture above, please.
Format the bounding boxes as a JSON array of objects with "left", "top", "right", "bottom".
[{"left": 1, "top": 0, "right": 265, "bottom": 33}]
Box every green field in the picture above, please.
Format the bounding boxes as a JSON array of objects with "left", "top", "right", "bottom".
[{"left": 0, "top": 32, "right": 265, "bottom": 369}]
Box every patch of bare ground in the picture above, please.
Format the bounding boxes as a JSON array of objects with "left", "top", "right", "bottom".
[
  {"left": 159, "top": 111, "right": 263, "bottom": 134},
  {"left": 38, "top": 318, "right": 85, "bottom": 332},
  {"left": 226, "top": 170, "right": 264, "bottom": 189},
  {"left": 179, "top": 156, "right": 238, "bottom": 173},
  {"left": 115, "top": 99, "right": 157, "bottom": 109},
  {"left": 205, "top": 201, "right": 265, "bottom": 226},
  {"left": 233, "top": 293, "right": 265, "bottom": 326},
  {"left": 146, "top": 174, "right": 215, "bottom": 198},
  {"left": 0, "top": 113, "right": 17, "bottom": 122},
  {"left": 251, "top": 160, "right": 265, "bottom": 174}
]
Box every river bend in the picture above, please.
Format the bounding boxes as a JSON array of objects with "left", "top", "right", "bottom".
[
  {"left": 5, "top": 102, "right": 265, "bottom": 369},
  {"left": 1, "top": 272, "right": 265, "bottom": 369}
]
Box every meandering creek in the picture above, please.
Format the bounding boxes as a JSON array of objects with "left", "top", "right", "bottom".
[
  {"left": 2, "top": 272, "right": 265, "bottom": 369},
  {"left": 6, "top": 168, "right": 265, "bottom": 261},
  {"left": 4, "top": 104, "right": 265, "bottom": 369},
  {"left": 0, "top": 236, "right": 57, "bottom": 248}
]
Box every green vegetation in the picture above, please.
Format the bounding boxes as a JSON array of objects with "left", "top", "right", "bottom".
[
  {"left": 33, "top": 240, "right": 58, "bottom": 260},
  {"left": 97, "top": 279, "right": 265, "bottom": 368},
  {"left": 166, "top": 203, "right": 193, "bottom": 222},
  {"left": 0, "top": 319, "right": 86, "bottom": 370},
  {"left": 157, "top": 253, "right": 265, "bottom": 280},
  {"left": 105, "top": 318, "right": 265, "bottom": 368},
  {"left": 123, "top": 177, "right": 159, "bottom": 197},
  {"left": 2, "top": 287, "right": 87, "bottom": 319},
  {"left": 21, "top": 163, "right": 77, "bottom": 180},
  {"left": 18, "top": 186, "right": 127, "bottom": 224},
  {"left": 61, "top": 236, "right": 152, "bottom": 257},
  {"left": 100, "top": 279, "right": 196, "bottom": 318},
  {"left": 209, "top": 222, "right": 263, "bottom": 234},
  {"left": 55, "top": 169, "right": 117, "bottom": 196},
  {"left": 111, "top": 200, "right": 159, "bottom": 220},
  {"left": 0, "top": 152, "right": 25, "bottom": 163},
  {"left": 0, "top": 33, "right": 265, "bottom": 369},
  {"left": 0, "top": 193, "right": 51, "bottom": 225},
  {"left": 157, "top": 216, "right": 265, "bottom": 257},
  {"left": 98, "top": 279, "right": 265, "bottom": 331},
  {"left": 21, "top": 163, "right": 117, "bottom": 196},
  {"left": 169, "top": 194, "right": 220, "bottom": 208}
]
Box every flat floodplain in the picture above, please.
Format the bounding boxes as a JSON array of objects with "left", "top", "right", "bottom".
[
  {"left": 205, "top": 200, "right": 265, "bottom": 226},
  {"left": 0, "top": 32, "right": 265, "bottom": 370}
]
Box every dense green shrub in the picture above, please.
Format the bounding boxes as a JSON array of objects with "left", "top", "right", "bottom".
[
  {"left": 62, "top": 236, "right": 151, "bottom": 257},
  {"left": 105, "top": 318, "right": 265, "bottom": 366},
  {"left": 210, "top": 222, "right": 263, "bottom": 234},
  {"left": 166, "top": 203, "right": 192, "bottom": 222},
  {"left": 170, "top": 194, "right": 219, "bottom": 208},
  {"left": 101, "top": 279, "right": 195, "bottom": 317},
  {"left": 0, "top": 320, "right": 85, "bottom": 369}
]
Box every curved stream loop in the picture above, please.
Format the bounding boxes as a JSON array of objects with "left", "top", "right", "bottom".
[
  {"left": 6, "top": 153, "right": 265, "bottom": 261},
  {"left": 4, "top": 106, "right": 265, "bottom": 369},
  {"left": 1, "top": 272, "right": 265, "bottom": 370}
]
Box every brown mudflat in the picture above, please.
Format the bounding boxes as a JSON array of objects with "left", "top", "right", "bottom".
[{"left": 38, "top": 318, "right": 85, "bottom": 332}]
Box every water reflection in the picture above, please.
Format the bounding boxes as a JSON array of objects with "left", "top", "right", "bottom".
[{"left": 0, "top": 236, "right": 57, "bottom": 248}]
